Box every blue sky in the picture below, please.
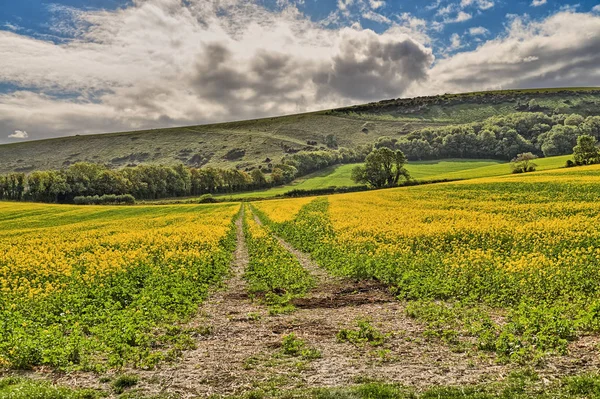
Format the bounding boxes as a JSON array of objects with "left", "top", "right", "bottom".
[
  {"left": 2, "top": 0, "right": 597, "bottom": 57},
  {"left": 1, "top": 0, "right": 600, "bottom": 142}
]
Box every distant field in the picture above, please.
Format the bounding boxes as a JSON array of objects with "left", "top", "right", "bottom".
[
  {"left": 427, "top": 155, "right": 571, "bottom": 180},
  {"left": 212, "top": 157, "right": 572, "bottom": 201}
]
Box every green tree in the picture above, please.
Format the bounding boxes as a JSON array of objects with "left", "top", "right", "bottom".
[
  {"left": 270, "top": 168, "right": 285, "bottom": 186},
  {"left": 510, "top": 152, "right": 538, "bottom": 174},
  {"left": 539, "top": 125, "right": 579, "bottom": 157},
  {"left": 351, "top": 148, "right": 410, "bottom": 188},
  {"left": 324, "top": 134, "right": 338, "bottom": 149},
  {"left": 564, "top": 114, "right": 585, "bottom": 127},
  {"left": 573, "top": 134, "right": 600, "bottom": 165},
  {"left": 582, "top": 116, "right": 600, "bottom": 140},
  {"left": 374, "top": 136, "right": 398, "bottom": 150},
  {"left": 250, "top": 169, "right": 267, "bottom": 188}
]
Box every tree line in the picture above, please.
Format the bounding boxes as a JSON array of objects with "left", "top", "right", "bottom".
[
  {"left": 0, "top": 146, "right": 370, "bottom": 204},
  {"left": 4, "top": 111, "right": 599, "bottom": 204},
  {"left": 378, "top": 113, "right": 600, "bottom": 161}
]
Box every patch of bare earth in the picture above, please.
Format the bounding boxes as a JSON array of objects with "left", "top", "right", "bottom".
[{"left": 20, "top": 210, "right": 600, "bottom": 397}]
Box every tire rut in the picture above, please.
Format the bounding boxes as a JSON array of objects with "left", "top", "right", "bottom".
[{"left": 251, "top": 209, "right": 394, "bottom": 309}]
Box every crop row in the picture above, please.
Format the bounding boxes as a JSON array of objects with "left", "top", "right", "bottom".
[{"left": 243, "top": 206, "right": 314, "bottom": 313}]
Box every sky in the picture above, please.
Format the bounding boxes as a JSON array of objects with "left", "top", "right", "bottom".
[{"left": 1, "top": 0, "right": 600, "bottom": 143}]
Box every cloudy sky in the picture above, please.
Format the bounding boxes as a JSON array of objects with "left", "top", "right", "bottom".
[{"left": 1, "top": 0, "right": 599, "bottom": 143}]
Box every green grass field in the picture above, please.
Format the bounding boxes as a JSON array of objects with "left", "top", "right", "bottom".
[
  {"left": 210, "top": 156, "right": 571, "bottom": 201},
  {"left": 426, "top": 155, "right": 571, "bottom": 180}
]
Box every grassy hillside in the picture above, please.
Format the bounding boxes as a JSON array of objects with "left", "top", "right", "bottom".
[{"left": 1, "top": 88, "right": 599, "bottom": 174}]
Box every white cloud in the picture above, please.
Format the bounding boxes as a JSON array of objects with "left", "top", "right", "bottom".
[
  {"left": 436, "top": 4, "right": 454, "bottom": 16},
  {"left": 560, "top": 4, "right": 581, "bottom": 12},
  {"left": 448, "top": 11, "right": 473, "bottom": 23},
  {"left": 338, "top": 0, "right": 354, "bottom": 12},
  {"left": 593, "top": 5, "right": 600, "bottom": 13},
  {"left": 419, "top": 11, "right": 600, "bottom": 95},
  {"left": 426, "top": 0, "right": 443, "bottom": 11},
  {"left": 0, "top": 0, "right": 434, "bottom": 142},
  {"left": 369, "top": 0, "right": 385, "bottom": 9},
  {"left": 461, "top": 0, "right": 495, "bottom": 10},
  {"left": 3, "top": 23, "right": 20, "bottom": 32},
  {"left": 437, "top": 4, "right": 473, "bottom": 23},
  {"left": 469, "top": 26, "right": 489, "bottom": 35},
  {"left": 449, "top": 33, "right": 462, "bottom": 49},
  {"left": 2, "top": 1, "right": 600, "bottom": 144},
  {"left": 531, "top": 0, "right": 547, "bottom": 6},
  {"left": 8, "top": 130, "right": 28, "bottom": 139},
  {"left": 362, "top": 10, "right": 391, "bottom": 24}
]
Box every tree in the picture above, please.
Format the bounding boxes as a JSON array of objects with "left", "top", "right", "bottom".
[
  {"left": 270, "top": 168, "right": 285, "bottom": 186},
  {"left": 539, "top": 125, "right": 579, "bottom": 157},
  {"left": 573, "top": 134, "right": 600, "bottom": 165},
  {"left": 582, "top": 116, "right": 600, "bottom": 140},
  {"left": 351, "top": 148, "right": 410, "bottom": 188},
  {"left": 564, "top": 114, "right": 585, "bottom": 127},
  {"left": 374, "top": 136, "right": 398, "bottom": 150},
  {"left": 324, "top": 134, "right": 338, "bottom": 149},
  {"left": 510, "top": 152, "right": 538, "bottom": 174},
  {"left": 271, "top": 164, "right": 297, "bottom": 184},
  {"left": 250, "top": 169, "right": 267, "bottom": 188}
]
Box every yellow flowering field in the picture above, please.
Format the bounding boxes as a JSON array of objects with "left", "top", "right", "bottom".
[
  {"left": 243, "top": 206, "right": 314, "bottom": 313},
  {"left": 255, "top": 164, "right": 600, "bottom": 361},
  {"left": 0, "top": 202, "right": 239, "bottom": 370}
]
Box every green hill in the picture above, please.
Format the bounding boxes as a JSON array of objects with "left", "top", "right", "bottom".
[{"left": 1, "top": 87, "right": 599, "bottom": 174}]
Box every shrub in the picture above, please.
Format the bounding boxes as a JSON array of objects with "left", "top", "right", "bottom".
[
  {"left": 198, "top": 194, "right": 217, "bottom": 203},
  {"left": 510, "top": 152, "right": 538, "bottom": 174},
  {"left": 73, "top": 194, "right": 135, "bottom": 205}
]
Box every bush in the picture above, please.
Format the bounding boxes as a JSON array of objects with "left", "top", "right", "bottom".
[
  {"left": 510, "top": 152, "right": 538, "bottom": 174},
  {"left": 73, "top": 194, "right": 135, "bottom": 205},
  {"left": 198, "top": 194, "right": 217, "bottom": 204}
]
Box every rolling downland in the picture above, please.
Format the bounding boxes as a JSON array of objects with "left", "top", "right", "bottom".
[{"left": 1, "top": 88, "right": 599, "bottom": 174}]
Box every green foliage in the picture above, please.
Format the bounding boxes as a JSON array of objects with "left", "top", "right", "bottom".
[
  {"left": 351, "top": 148, "right": 410, "bottom": 188},
  {"left": 572, "top": 134, "right": 600, "bottom": 166},
  {"left": 0, "top": 204, "right": 239, "bottom": 370},
  {"left": 510, "top": 153, "right": 538, "bottom": 174},
  {"left": 406, "top": 301, "right": 497, "bottom": 350},
  {"left": 198, "top": 194, "right": 217, "bottom": 203},
  {"left": 112, "top": 374, "right": 139, "bottom": 394},
  {"left": 337, "top": 319, "right": 387, "bottom": 347},
  {"left": 73, "top": 194, "right": 135, "bottom": 205},
  {"left": 243, "top": 207, "right": 314, "bottom": 312},
  {"left": 257, "top": 171, "right": 600, "bottom": 365},
  {"left": 280, "top": 334, "right": 321, "bottom": 360},
  {"left": 0, "top": 377, "right": 100, "bottom": 399}
]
